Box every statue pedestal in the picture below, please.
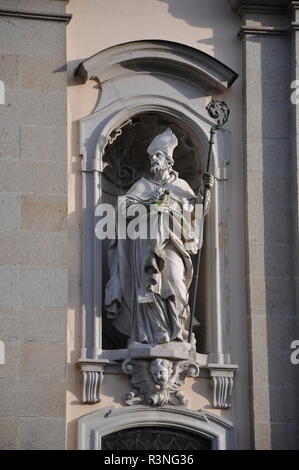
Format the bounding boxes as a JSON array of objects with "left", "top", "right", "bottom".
[
  {"left": 128, "top": 341, "right": 195, "bottom": 361},
  {"left": 122, "top": 342, "right": 200, "bottom": 406}
]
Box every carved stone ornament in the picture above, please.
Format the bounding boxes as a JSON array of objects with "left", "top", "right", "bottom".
[
  {"left": 80, "top": 362, "right": 109, "bottom": 404},
  {"left": 208, "top": 366, "right": 238, "bottom": 409},
  {"left": 122, "top": 357, "right": 200, "bottom": 407}
]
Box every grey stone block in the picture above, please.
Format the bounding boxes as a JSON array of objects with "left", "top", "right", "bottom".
[
  {"left": 0, "top": 379, "right": 17, "bottom": 416},
  {"left": 18, "top": 0, "right": 66, "bottom": 13},
  {"left": 0, "top": 125, "right": 20, "bottom": 159},
  {"left": 251, "top": 385, "right": 271, "bottom": 424},
  {"left": 17, "top": 378, "right": 65, "bottom": 416},
  {"left": 0, "top": 341, "right": 18, "bottom": 378},
  {"left": 246, "top": 138, "right": 291, "bottom": 174},
  {"left": 0, "top": 417, "right": 17, "bottom": 450},
  {"left": 248, "top": 243, "right": 293, "bottom": 278},
  {"left": 0, "top": 88, "right": 19, "bottom": 123},
  {"left": 248, "top": 277, "right": 296, "bottom": 316},
  {"left": 19, "top": 57, "right": 66, "bottom": 92},
  {"left": 0, "top": 160, "right": 66, "bottom": 194},
  {"left": 247, "top": 103, "right": 290, "bottom": 139},
  {"left": 268, "top": 316, "right": 299, "bottom": 352},
  {"left": 247, "top": 203, "right": 293, "bottom": 244},
  {"left": 246, "top": 69, "right": 290, "bottom": 106},
  {"left": 0, "top": 306, "right": 18, "bottom": 340},
  {"left": 19, "top": 342, "right": 65, "bottom": 379},
  {"left": 0, "top": 266, "right": 19, "bottom": 306},
  {"left": 245, "top": 36, "right": 290, "bottom": 73},
  {"left": 0, "top": 192, "right": 20, "bottom": 230},
  {"left": 269, "top": 386, "right": 298, "bottom": 424},
  {"left": 19, "top": 90, "right": 66, "bottom": 126},
  {"left": 0, "top": 54, "right": 19, "bottom": 89},
  {"left": 17, "top": 417, "right": 65, "bottom": 450},
  {"left": 271, "top": 423, "right": 298, "bottom": 450},
  {"left": 253, "top": 422, "right": 271, "bottom": 450},
  {"left": 268, "top": 351, "right": 299, "bottom": 386},
  {"left": 20, "top": 267, "right": 67, "bottom": 307},
  {"left": 0, "top": 231, "right": 67, "bottom": 266},
  {"left": 247, "top": 171, "right": 292, "bottom": 209},
  {"left": 0, "top": 18, "right": 66, "bottom": 59},
  {"left": 20, "top": 194, "right": 67, "bottom": 231},
  {"left": 20, "top": 126, "right": 66, "bottom": 161},
  {"left": 18, "top": 306, "right": 65, "bottom": 342},
  {"left": 250, "top": 315, "right": 268, "bottom": 351},
  {"left": 250, "top": 349, "right": 269, "bottom": 388},
  {"left": 0, "top": 0, "right": 19, "bottom": 7}
]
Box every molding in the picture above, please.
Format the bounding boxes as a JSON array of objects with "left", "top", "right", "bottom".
[
  {"left": 78, "top": 406, "right": 234, "bottom": 450},
  {"left": 208, "top": 364, "right": 238, "bottom": 409},
  {"left": 0, "top": 8, "right": 72, "bottom": 23},
  {"left": 229, "top": 0, "right": 290, "bottom": 14},
  {"left": 79, "top": 360, "right": 109, "bottom": 404},
  {"left": 237, "top": 5, "right": 289, "bottom": 15},
  {"left": 76, "top": 40, "right": 239, "bottom": 91},
  {"left": 238, "top": 25, "right": 290, "bottom": 37},
  {"left": 78, "top": 358, "right": 238, "bottom": 408}
]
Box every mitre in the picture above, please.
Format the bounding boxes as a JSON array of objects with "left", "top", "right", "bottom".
[{"left": 147, "top": 128, "right": 178, "bottom": 157}]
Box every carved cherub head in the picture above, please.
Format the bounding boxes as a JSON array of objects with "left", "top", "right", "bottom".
[{"left": 150, "top": 358, "right": 173, "bottom": 387}]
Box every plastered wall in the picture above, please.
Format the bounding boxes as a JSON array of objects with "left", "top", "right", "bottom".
[{"left": 66, "top": 0, "right": 250, "bottom": 450}]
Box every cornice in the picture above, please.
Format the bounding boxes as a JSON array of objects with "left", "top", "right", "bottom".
[
  {"left": 238, "top": 25, "right": 290, "bottom": 37},
  {"left": 238, "top": 5, "right": 288, "bottom": 16},
  {"left": 76, "top": 40, "right": 239, "bottom": 92},
  {"left": 229, "top": 0, "right": 291, "bottom": 15},
  {"left": 0, "top": 8, "right": 72, "bottom": 23}
]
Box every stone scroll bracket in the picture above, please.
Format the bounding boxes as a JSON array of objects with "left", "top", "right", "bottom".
[
  {"left": 208, "top": 364, "right": 238, "bottom": 409},
  {"left": 79, "top": 360, "right": 109, "bottom": 404}
]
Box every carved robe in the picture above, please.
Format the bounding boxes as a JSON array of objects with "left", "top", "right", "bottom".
[{"left": 105, "top": 175, "right": 206, "bottom": 344}]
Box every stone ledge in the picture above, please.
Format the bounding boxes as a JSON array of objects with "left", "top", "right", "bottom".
[
  {"left": 229, "top": 0, "right": 291, "bottom": 14},
  {"left": 0, "top": 8, "right": 72, "bottom": 22},
  {"left": 239, "top": 25, "right": 290, "bottom": 37}
]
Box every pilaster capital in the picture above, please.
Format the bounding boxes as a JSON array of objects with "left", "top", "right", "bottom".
[{"left": 229, "top": 0, "right": 291, "bottom": 15}]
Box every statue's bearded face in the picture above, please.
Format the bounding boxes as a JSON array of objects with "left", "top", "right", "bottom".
[{"left": 150, "top": 150, "right": 170, "bottom": 174}]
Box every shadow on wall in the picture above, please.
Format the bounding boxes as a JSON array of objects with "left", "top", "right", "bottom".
[{"left": 156, "top": 0, "right": 235, "bottom": 51}]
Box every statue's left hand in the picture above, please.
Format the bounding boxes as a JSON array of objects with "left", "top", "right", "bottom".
[{"left": 202, "top": 172, "right": 215, "bottom": 189}]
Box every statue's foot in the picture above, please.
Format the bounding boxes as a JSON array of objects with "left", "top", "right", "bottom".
[{"left": 154, "top": 332, "right": 170, "bottom": 344}]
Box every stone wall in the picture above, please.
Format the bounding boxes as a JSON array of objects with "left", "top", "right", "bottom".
[
  {"left": 0, "top": 0, "right": 69, "bottom": 450},
  {"left": 229, "top": 0, "right": 299, "bottom": 450}
]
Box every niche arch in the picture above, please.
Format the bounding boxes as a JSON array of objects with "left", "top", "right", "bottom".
[
  {"left": 78, "top": 406, "right": 234, "bottom": 450},
  {"left": 77, "top": 40, "right": 238, "bottom": 406}
]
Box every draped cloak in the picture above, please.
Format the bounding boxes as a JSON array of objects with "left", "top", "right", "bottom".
[{"left": 104, "top": 176, "right": 205, "bottom": 344}]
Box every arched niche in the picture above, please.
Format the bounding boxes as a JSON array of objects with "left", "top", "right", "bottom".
[
  {"left": 78, "top": 406, "right": 234, "bottom": 450},
  {"left": 77, "top": 40, "right": 238, "bottom": 407},
  {"left": 99, "top": 111, "right": 208, "bottom": 350}
]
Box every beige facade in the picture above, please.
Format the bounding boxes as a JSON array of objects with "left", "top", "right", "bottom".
[{"left": 0, "top": 0, "right": 298, "bottom": 450}]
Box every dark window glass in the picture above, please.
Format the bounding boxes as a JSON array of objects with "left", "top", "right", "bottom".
[{"left": 102, "top": 426, "right": 211, "bottom": 450}]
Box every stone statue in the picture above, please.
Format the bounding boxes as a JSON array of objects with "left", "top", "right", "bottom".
[{"left": 105, "top": 128, "right": 214, "bottom": 347}]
